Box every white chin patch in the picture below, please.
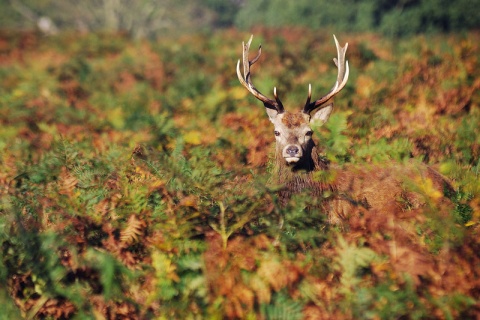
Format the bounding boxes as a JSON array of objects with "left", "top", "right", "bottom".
[{"left": 285, "top": 157, "right": 300, "bottom": 164}]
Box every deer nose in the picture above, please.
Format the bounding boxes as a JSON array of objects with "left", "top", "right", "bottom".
[{"left": 286, "top": 145, "right": 300, "bottom": 157}]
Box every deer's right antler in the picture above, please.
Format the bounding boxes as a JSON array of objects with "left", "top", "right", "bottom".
[{"left": 236, "top": 35, "right": 285, "bottom": 113}]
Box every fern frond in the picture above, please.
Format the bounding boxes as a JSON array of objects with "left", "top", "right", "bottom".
[
  {"left": 261, "top": 292, "right": 304, "bottom": 320},
  {"left": 119, "top": 215, "right": 145, "bottom": 245},
  {"left": 58, "top": 167, "right": 78, "bottom": 197}
]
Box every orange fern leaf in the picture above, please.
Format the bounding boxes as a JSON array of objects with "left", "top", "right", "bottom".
[
  {"left": 58, "top": 167, "right": 78, "bottom": 197},
  {"left": 120, "top": 215, "right": 145, "bottom": 246}
]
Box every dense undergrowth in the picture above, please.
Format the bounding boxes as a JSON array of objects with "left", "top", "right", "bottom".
[{"left": 0, "top": 28, "right": 479, "bottom": 319}]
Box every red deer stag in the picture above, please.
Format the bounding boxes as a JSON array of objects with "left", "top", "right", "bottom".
[{"left": 236, "top": 35, "right": 452, "bottom": 224}]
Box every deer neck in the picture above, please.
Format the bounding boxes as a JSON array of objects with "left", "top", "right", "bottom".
[{"left": 273, "top": 144, "right": 330, "bottom": 198}]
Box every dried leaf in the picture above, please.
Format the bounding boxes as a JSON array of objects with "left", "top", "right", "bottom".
[
  {"left": 58, "top": 167, "right": 78, "bottom": 197},
  {"left": 120, "top": 215, "right": 145, "bottom": 246}
]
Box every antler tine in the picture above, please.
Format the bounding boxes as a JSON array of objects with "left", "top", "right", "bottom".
[
  {"left": 273, "top": 87, "right": 284, "bottom": 110},
  {"left": 304, "top": 83, "right": 312, "bottom": 107},
  {"left": 303, "top": 35, "right": 349, "bottom": 114},
  {"left": 236, "top": 35, "right": 284, "bottom": 113}
]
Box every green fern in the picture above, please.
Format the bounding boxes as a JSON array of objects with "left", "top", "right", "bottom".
[
  {"left": 261, "top": 292, "right": 304, "bottom": 320},
  {"left": 314, "top": 111, "right": 351, "bottom": 163}
]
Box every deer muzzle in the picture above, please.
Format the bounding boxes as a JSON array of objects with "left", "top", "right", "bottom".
[{"left": 283, "top": 145, "right": 302, "bottom": 164}]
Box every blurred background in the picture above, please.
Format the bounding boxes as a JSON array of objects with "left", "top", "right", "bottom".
[{"left": 2, "top": 0, "right": 480, "bottom": 38}]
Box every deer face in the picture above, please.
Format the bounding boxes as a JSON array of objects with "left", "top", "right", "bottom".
[
  {"left": 267, "top": 104, "right": 333, "bottom": 165},
  {"left": 236, "top": 34, "right": 348, "bottom": 166}
]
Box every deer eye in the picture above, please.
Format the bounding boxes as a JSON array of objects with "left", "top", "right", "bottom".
[
  {"left": 274, "top": 130, "right": 280, "bottom": 137},
  {"left": 305, "top": 130, "right": 313, "bottom": 137}
]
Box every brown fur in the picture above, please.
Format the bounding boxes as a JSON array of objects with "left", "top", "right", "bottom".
[{"left": 281, "top": 113, "right": 308, "bottom": 128}]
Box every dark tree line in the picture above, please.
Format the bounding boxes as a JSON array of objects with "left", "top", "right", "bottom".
[{"left": 1, "top": 0, "right": 479, "bottom": 37}]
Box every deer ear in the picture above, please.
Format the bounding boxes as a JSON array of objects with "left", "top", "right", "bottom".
[{"left": 310, "top": 103, "right": 333, "bottom": 126}]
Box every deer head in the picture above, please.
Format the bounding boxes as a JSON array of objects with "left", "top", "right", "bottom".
[{"left": 236, "top": 35, "right": 349, "bottom": 172}]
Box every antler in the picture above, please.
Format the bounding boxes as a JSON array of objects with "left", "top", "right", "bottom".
[
  {"left": 303, "top": 35, "right": 349, "bottom": 114},
  {"left": 236, "top": 35, "right": 284, "bottom": 113}
]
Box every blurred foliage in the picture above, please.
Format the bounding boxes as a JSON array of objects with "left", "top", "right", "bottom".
[
  {"left": 1, "top": 0, "right": 480, "bottom": 38},
  {"left": 1, "top": 0, "right": 214, "bottom": 38},
  {"left": 0, "top": 28, "right": 479, "bottom": 318}
]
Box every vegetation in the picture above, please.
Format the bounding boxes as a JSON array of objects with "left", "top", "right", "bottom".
[
  {"left": 0, "top": 28, "right": 479, "bottom": 318},
  {"left": 2, "top": 0, "right": 480, "bottom": 38},
  {"left": 232, "top": 0, "right": 480, "bottom": 37}
]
